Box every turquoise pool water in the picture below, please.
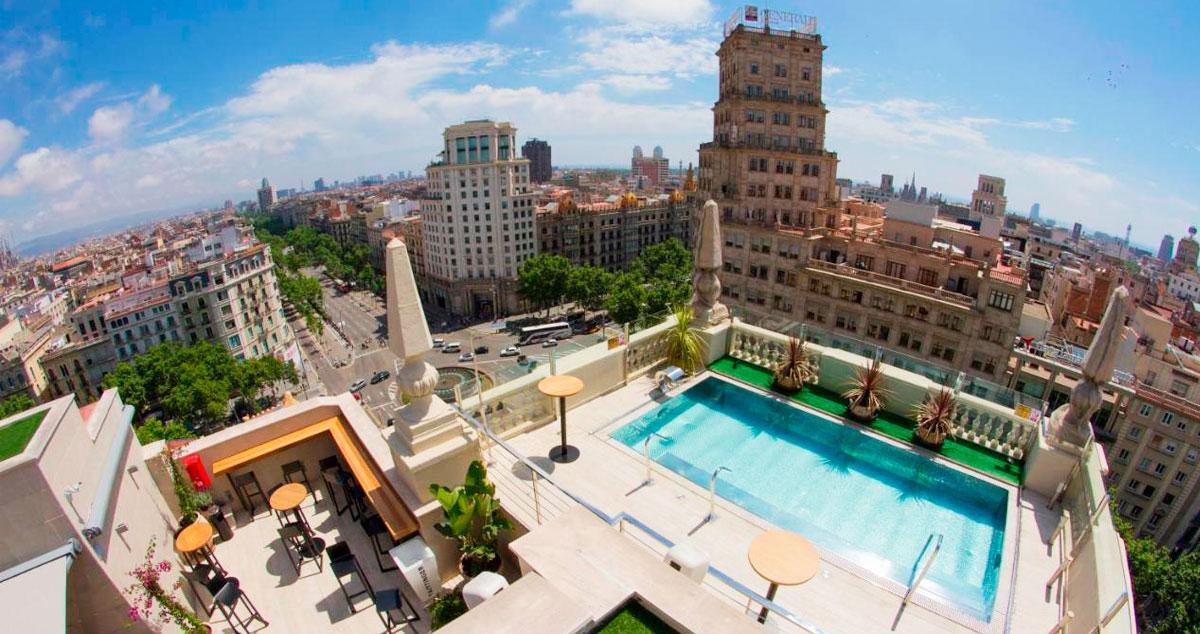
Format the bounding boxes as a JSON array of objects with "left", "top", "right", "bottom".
[{"left": 611, "top": 377, "right": 1008, "bottom": 621}]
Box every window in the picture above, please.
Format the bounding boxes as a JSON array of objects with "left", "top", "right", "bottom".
[
  {"left": 1174, "top": 471, "right": 1188, "bottom": 485},
  {"left": 885, "top": 261, "right": 906, "bottom": 278},
  {"left": 1129, "top": 425, "right": 1144, "bottom": 440},
  {"left": 1126, "top": 477, "right": 1143, "bottom": 492},
  {"left": 1116, "top": 448, "right": 1131, "bottom": 463},
  {"left": 988, "top": 290, "right": 1014, "bottom": 312},
  {"left": 917, "top": 268, "right": 938, "bottom": 287},
  {"left": 1139, "top": 403, "right": 1154, "bottom": 417},
  {"left": 1171, "top": 379, "right": 1191, "bottom": 397},
  {"left": 1161, "top": 411, "right": 1175, "bottom": 426},
  {"left": 1188, "top": 449, "right": 1199, "bottom": 464}
]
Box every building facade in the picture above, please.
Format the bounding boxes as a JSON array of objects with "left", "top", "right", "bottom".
[
  {"left": 257, "top": 177, "right": 277, "bottom": 213},
  {"left": 537, "top": 193, "right": 693, "bottom": 271},
  {"left": 521, "top": 138, "right": 552, "bottom": 183},
  {"left": 420, "top": 120, "right": 537, "bottom": 317}
]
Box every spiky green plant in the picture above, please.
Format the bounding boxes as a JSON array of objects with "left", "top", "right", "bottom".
[
  {"left": 915, "top": 388, "right": 958, "bottom": 450},
  {"left": 664, "top": 305, "right": 708, "bottom": 375},
  {"left": 842, "top": 357, "right": 889, "bottom": 421},
  {"left": 774, "top": 336, "right": 818, "bottom": 393}
]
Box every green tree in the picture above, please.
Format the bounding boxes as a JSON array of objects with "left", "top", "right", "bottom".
[
  {"left": 604, "top": 272, "right": 647, "bottom": 325},
  {"left": 565, "top": 266, "right": 613, "bottom": 313},
  {"left": 0, "top": 394, "right": 35, "bottom": 418},
  {"left": 134, "top": 416, "right": 195, "bottom": 445},
  {"left": 1113, "top": 498, "right": 1200, "bottom": 632},
  {"left": 517, "top": 254, "right": 571, "bottom": 314},
  {"left": 632, "top": 238, "right": 691, "bottom": 289}
]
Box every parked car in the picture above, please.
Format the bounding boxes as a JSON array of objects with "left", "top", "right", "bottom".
[
  {"left": 432, "top": 338, "right": 445, "bottom": 348},
  {"left": 370, "top": 370, "right": 390, "bottom": 384},
  {"left": 542, "top": 338, "right": 558, "bottom": 348},
  {"left": 443, "top": 342, "right": 462, "bottom": 353},
  {"left": 458, "top": 352, "right": 474, "bottom": 362},
  {"left": 474, "top": 345, "right": 489, "bottom": 354},
  {"left": 349, "top": 379, "right": 368, "bottom": 393},
  {"left": 499, "top": 346, "right": 520, "bottom": 357}
]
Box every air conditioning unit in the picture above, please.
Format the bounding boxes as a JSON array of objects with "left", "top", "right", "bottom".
[{"left": 663, "top": 543, "right": 709, "bottom": 583}]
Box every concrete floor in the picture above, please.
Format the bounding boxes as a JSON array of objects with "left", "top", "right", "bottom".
[
  {"left": 491, "top": 374, "right": 1064, "bottom": 634},
  {"left": 194, "top": 488, "right": 429, "bottom": 634}
]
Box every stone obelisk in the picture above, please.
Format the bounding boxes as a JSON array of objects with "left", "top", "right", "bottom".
[{"left": 691, "top": 199, "right": 729, "bottom": 325}]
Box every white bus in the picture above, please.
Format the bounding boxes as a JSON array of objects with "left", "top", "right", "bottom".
[{"left": 518, "top": 322, "right": 572, "bottom": 346}]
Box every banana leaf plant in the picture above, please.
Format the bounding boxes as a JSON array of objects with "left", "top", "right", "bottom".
[{"left": 429, "top": 460, "right": 513, "bottom": 577}]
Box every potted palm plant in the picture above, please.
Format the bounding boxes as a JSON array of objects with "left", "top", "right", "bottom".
[
  {"left": 773, "top": 336, "right": 818, "bottom": 394},
  {"left": 664, "top": 305, "right": 708, "bottom": 375},
  {"left": 915, "top": 388, "right": 958, "bottom": 450},
  {"left": 429, "top": 460, "right": 513, "bottom": 578},
  {"left": 843, "top": 357, "right": 888, "bottom": 422}
]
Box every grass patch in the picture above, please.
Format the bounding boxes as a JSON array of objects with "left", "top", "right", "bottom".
[
  {"left": 0, "top": 409, "right": 47, "bottom": 461},
  {"left": 709, "top": 356, "right": 1022, "bottom": 485},
  {"left": 594, "top": 602, "right": 678, "bottom": 634}
]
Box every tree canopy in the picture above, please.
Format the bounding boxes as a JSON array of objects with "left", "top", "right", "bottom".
[
  {"left": 1115, "top": 501, "right": 1200, "bottom": 633},
  {"left": 102, "top": 341, "right": 298, "bottom": 432},
  {"left": 565, "top": 266, "right": 613, "bottom": 312},
  {"left": 517, "top": 254, "right": 571, "bottom": 313},
  {"left": 0, "top": 394, "right": 35, "bottom": 418}
]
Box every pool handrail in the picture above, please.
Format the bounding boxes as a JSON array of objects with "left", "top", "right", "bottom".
[
  {"left": 450, "top": 402, "right": 828, "bottom": 634},
  {"left": 903, "top": 532, "right": 944, "bottom": 607}
]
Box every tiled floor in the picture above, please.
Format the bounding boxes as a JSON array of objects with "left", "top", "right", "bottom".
[
  {"left": 185, "top": 486, "right": 430, "bottom": 634},
  {"left": 494, "top": 373, "right": 1063, "bottom": 634}
]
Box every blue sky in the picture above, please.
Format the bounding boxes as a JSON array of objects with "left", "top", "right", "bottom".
[{"left": 0, "top": 0, "right": 1196, "bottom": 248}]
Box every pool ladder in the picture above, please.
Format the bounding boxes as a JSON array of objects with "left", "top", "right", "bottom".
[
  {"left": 705, "top": 466, "right": 732, "bottom": 523},
  {"left": 902, "top": 533, "right": 944, "bottom": 608}
]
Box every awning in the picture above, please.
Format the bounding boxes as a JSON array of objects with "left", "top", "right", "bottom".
[{"left": 0, "top": 540, "right": 79, "bottom": 632}]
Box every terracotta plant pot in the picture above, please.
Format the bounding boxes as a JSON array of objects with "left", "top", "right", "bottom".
[{"left": 847, "top": 401, "right": 877, "bottom": 422}]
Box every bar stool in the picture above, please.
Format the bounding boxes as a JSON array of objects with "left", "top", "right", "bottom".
[
  {"left": 278, "top": 524, "right": 326, "bottom": 575},
  {"left": 282, "top": 460, "right": 317, "bottom": 504},
  {"left": 212, "top": 581, "right": 269, "bottom": 633},
  {"left": 326, "top": 540, "right": 354, "bottom": 563},
  {"left": 194, "top": 564, "right": 239, "bottom": 616},
  {"left": 229, "top": 472, "right": 268, "bottom": 517},
  {"left": 319, "top": 456, "right": 349, "bottom": 515},
  {"left": 360, "top": 514, "right": 398, "bottom": 572},
  {"left": 373, "top": 588, "right": 420, "bottom": 632},
  {"left": 328, "top": 546, "right": 374, "bottom": 613},
  {"left": 344, "top": 481, "right": 368, "bottom": 521}
]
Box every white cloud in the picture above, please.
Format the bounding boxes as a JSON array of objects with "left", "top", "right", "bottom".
[
  {"left": 88, "top": 103, "right": 135, "bottom": 143},
  {"left": 87, "top": 84, "right": 172, "bottom": 143},
  {"left": 0, "top": 119, "right": 27, "bottom": 165},
  {"left": 823, "top": 65, "right": 844, "bottom": 77},
  {"left": 828, "top": 97, "right": 1194, "bottom": 243},
  {"left": 54, "top": 81, "right": 105, "bottom": 114},
  {"left": 582, "top": 74, "right": 672, "bottom": 94},
  {"left": 489, "top": 0, "right": 532, "bottom": 29},
  {"left": 567, "top": 0, "right": 713, "bottom": 27},
  {"left": 578, "top": 28, "right": 717, "bottom": 79},
  {"left": 0, "top": 41, "right": 711, "bottom": 237},
  {"left": 0, "top": 33, "right": 63, "bottom": 79}
]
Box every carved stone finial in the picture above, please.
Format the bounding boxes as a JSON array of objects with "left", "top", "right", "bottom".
[
  {"left": 691, "top": 199, "right": 729, "bottom": 325},
  {"left": 386, "top": 238, "right": 440, "bottom": 424},
  {"left": 1046, "top": 285, "right": 1132, "bottom": 448}
]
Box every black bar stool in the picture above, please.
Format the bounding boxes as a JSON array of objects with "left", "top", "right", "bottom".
[
  {"left": 374, "top": 588, "right": 420, "bottom": 632},
  {"left": 194, "top": 564, "right": 239, "bottom": 616},
  {"left": 213, "top": 581, "right": 269, "bottom": 633},
  {"left": 319, "top": 456, "right": 349, "bottom": 515},
  {"left": 229, "top": 472, "right": 268, "bottom": 517},
  {"left": 282, "top": 460, "right": 317, "bottom": 503},
  {"left": 344, "top": 481, "right": 368, "bottom": 521},
  {"left": 361, "top": 514, "right": 398, "bottom": 572},
  {"left": 278, "top": 524, "right": 326, "bottom": 575},
  {"left": 328, "top": 543, "right": 374, "bottom": 613}
]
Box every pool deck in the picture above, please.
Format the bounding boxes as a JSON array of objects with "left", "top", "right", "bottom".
[{"left": 495, "top": 373, "right": 1065, "bottom": 634}]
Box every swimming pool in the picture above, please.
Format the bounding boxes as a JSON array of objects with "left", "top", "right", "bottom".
[{"left": 611, "top": 377, "right": 1008, "bottom": 621}]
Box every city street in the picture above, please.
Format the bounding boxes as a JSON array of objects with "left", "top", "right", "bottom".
[{"left": 299, "top": 272, "right": 604, "bottom": 426}]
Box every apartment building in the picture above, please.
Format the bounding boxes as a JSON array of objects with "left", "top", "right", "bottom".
[
  {"left": 420, "top": 119, "right": 538, "bottom": 317},
  {"left": 170, "top": 242, "right": 292, "bottom": 360},
  {"left": 536, "top": 192, "right": 693, "bottom": 271},
  {"left": 697, "top": 10, "right": 840, "bottom": 231}
]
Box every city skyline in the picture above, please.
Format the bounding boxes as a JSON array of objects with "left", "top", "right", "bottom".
[{"left": 0, "top": 0, "right": 1196, "bottom": 246}]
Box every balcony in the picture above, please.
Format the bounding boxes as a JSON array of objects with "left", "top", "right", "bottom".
[
  {"left": 805, "top": 259, "right": 975, "bottom": 308},
  {"left": 700, "top": 139, "right": 835, "bottom": 158}
]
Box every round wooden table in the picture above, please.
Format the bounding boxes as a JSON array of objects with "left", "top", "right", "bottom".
[
  {"left": 175, "top": 520, "right": 225, "bottom": 574},
  {"left": 747, "top": 530, "right": 819, "bottom": 623},
  {"left": 538, "top": 375, "right": 584, "bottom": 463},
  {"left": 270, "top": 482, "right": 311, "bottom": 532}
]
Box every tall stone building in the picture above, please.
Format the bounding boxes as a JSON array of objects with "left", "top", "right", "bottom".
[
  {"left": 521, "top": 138, "right": 552, "bottom": 183},
  {"left": 696, "top": 9, "right": 1026, "bottom": 382},
  {"left": 421, "top": 120, "right": 537, "bottom": 317},
  {"left": 257, "top": 177, "right": 276, "bottom": 213},
  {"left": 697, "top": 10, "right": 839, "bottom": 230}
]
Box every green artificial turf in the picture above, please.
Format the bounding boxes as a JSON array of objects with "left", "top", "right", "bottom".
[
  {"left": 0, "top": 409, "right": 47, "bottom": 461},
  {"left": 594, "top": 602, "right": 678, "bottom": 634},
  {"left": 708, "top": 356, "right": 1022, "bottom": 485}
]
